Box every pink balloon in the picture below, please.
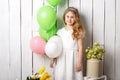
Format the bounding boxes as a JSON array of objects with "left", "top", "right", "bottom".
[{"left": 30, "top": 36, "right": 46, "bottom": 55}]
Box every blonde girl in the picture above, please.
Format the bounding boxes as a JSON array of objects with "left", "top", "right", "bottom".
[{"left": 50, "top": 7, "right": 85, "bottom": 80}]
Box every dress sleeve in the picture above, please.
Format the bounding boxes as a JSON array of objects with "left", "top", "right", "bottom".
[
  {"left": 57, "top": 29, "right": 60, "bottom": 35},
  {"left": 57, "top": 28, "right": 62, "bottom": 36}
]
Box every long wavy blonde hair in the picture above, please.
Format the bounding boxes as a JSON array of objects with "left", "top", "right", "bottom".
[{"left": 63, "top": 7, "right": 85, "bottom": 40}]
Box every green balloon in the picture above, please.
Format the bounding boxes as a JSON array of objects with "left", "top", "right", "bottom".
[
  {"left": 47, "top": 0, "right": 61, "bottom": 7},
  {"left": 37, "top": 6, "right": 56, "bottom": 31},
  {"left": 39, "top": 25, "right": 57, "bottom": 41}
]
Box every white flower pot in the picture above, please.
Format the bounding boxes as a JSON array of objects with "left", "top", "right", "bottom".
[{"left": 86, "top": 59, "right": 103, "bottom": 78}]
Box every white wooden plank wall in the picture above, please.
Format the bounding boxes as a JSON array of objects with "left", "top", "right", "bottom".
[
  {"left": 57, "top": 0, "right": 68, "bottom": 29},
  {"left": 116, "top": 0, "right": 120, "bottom": 80},
  {"left": 21, "top": 0, "right": 32, "bottom": 80},
  {"left": 0, "top": 0, "right": 9, "bottom": 80},
  {"left": 32, "top": 0, "right": 44, "bottom": 74},
  {"left": 9, "top": 0, "right": 21, "bottom": 80},
  {"left": 104, "top": 0, "right": 115, "bottom": 80},
  {"left": 81, "top": 0, "right": 93, "bottom": 75},
  {"left": 0, "top": 0, "right": 120, "bottom": 80},
  {"left": 93, "top": 0, "right": 105, "bottom": 78},
  {"left": 93, "top": 0, "right": 104, "bottom": 44},
  {"left": 20, "top": 0, "right": 32, "bottom": 80}
]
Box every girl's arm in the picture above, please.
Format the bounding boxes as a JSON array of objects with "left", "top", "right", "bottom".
[{"left": 76, "top": 38, "right": 84, "bottom": 72}]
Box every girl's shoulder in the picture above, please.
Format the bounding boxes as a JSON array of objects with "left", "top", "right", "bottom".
[{"left": 57, "top": 27, "right": 65, "bottom": 34}]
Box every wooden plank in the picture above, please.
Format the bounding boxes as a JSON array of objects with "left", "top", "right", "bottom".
[
  {"left": 116, "top": 0, "right": 120, "bottom": 79},
  {"left": 44, "top": 1, "right": 57, "bottom": 78},
  {"left": 32, "top": 0, "right": 45, "bottom": 74},
  {"left": 69, "top": 0, "right": 80, "bottom": 10},
  {"left": 32, "top": 32, "right": 45, "bottom": 73},
  {"left": 44, "top": 0, "right": 51, "bottom": 6},
  {"left": 9, "top": 0, "right": 21, "bottom": 80},
  {"left": 81, "top": 0, "right": 93, "bottom": 51},
  {"left": 0, "top": 0, "right": 9, "bottom": 80},
  {"left": 92, "top": 0, "right": 105, "bottom": 78},
  {"left": 104, "top": 0, "right": 115, "bottom": 80},
  {"left": 57, "top": 0, "right": 68, "bottom": 29},
  {"left": 33, "top": 0, "right": 43, "bottom": 31},
  {"left": 21, "top": 0, "right": 32, "bottom": 79},
  {"left": 81, "top": 0, "right": 93, "bottom": 76},
  {"left": 93, "top": 0, "right": 104, "bottom": 44}
]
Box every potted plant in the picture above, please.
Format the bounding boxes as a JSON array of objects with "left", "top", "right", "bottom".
[{"left": 85, "top": 42, "right": 105, "bottom": 78}]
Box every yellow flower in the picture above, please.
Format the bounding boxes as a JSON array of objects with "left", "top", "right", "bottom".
[
  {"left": 48, "top": 74, "right": 52, "bottom": 78},
  {"left": 43, "top": 73, "right": 48, "bottom": 79},
  {"left": 32, "top": 75, "right": 37, "bottom": 79},
  {"left": 38, "top": 66, "right": 52, "bottom": 80},
  {"left": 40, "top": 76, "right": 45, "bottom": 80},
  {"left": 43, "top": 72, "right": 52, "bottom": 80},
  {"left": 39, "top": 66, "right": 46, "bottom": 74},
  {"left": 46, "top": 78, "right": 50, "bottom": 80}
]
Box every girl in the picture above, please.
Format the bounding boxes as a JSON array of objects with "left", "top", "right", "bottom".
[{"left": 50, "top": 7, "right": 85, "bottom": 80}]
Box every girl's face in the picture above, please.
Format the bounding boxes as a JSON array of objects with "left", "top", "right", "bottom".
[{"left": 65, "top": 11, "right": 75, "bottom": 26}]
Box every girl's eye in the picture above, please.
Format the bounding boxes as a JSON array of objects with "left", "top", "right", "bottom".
[
  {"left": 71, "top": 16, "right": 74, "bottom": 18},
  {"left": 67, "top": 16, "right": 69, "bottom": 18}
]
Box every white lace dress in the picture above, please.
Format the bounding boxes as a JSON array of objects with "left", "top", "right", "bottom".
[{"left": 54, "top": 28, "right": 83, "bottom": 80}]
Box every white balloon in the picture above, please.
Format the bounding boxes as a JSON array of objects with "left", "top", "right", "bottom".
[{"left": 45, "top": 36, "right": 63, "bottom": 58}]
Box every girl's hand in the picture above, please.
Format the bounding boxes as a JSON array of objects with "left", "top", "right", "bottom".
[
  {"left": 50, "top": 63, "right": 54, "bottom": 68},
  {"left": 75, "top": 63, "right": 82, "bottom": 72},
  {"left": 50, "top": 58, "right": 56, "bottom": 68}
]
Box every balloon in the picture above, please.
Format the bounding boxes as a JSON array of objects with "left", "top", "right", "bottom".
[
  {"left": 45, "top": 36, "right": 63, "bottom": 58},
  {"left": 37, "top": 6, "right": 56, "bottom": 31},
  {"left": 39, "top": 25, "right": 57, "bottom": 41},
  {"left": 46, "top": 0, "right": 61, "bottom": 7},
  {"left": 30, "top": 36, "right": 46, "bottom": 55}
]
